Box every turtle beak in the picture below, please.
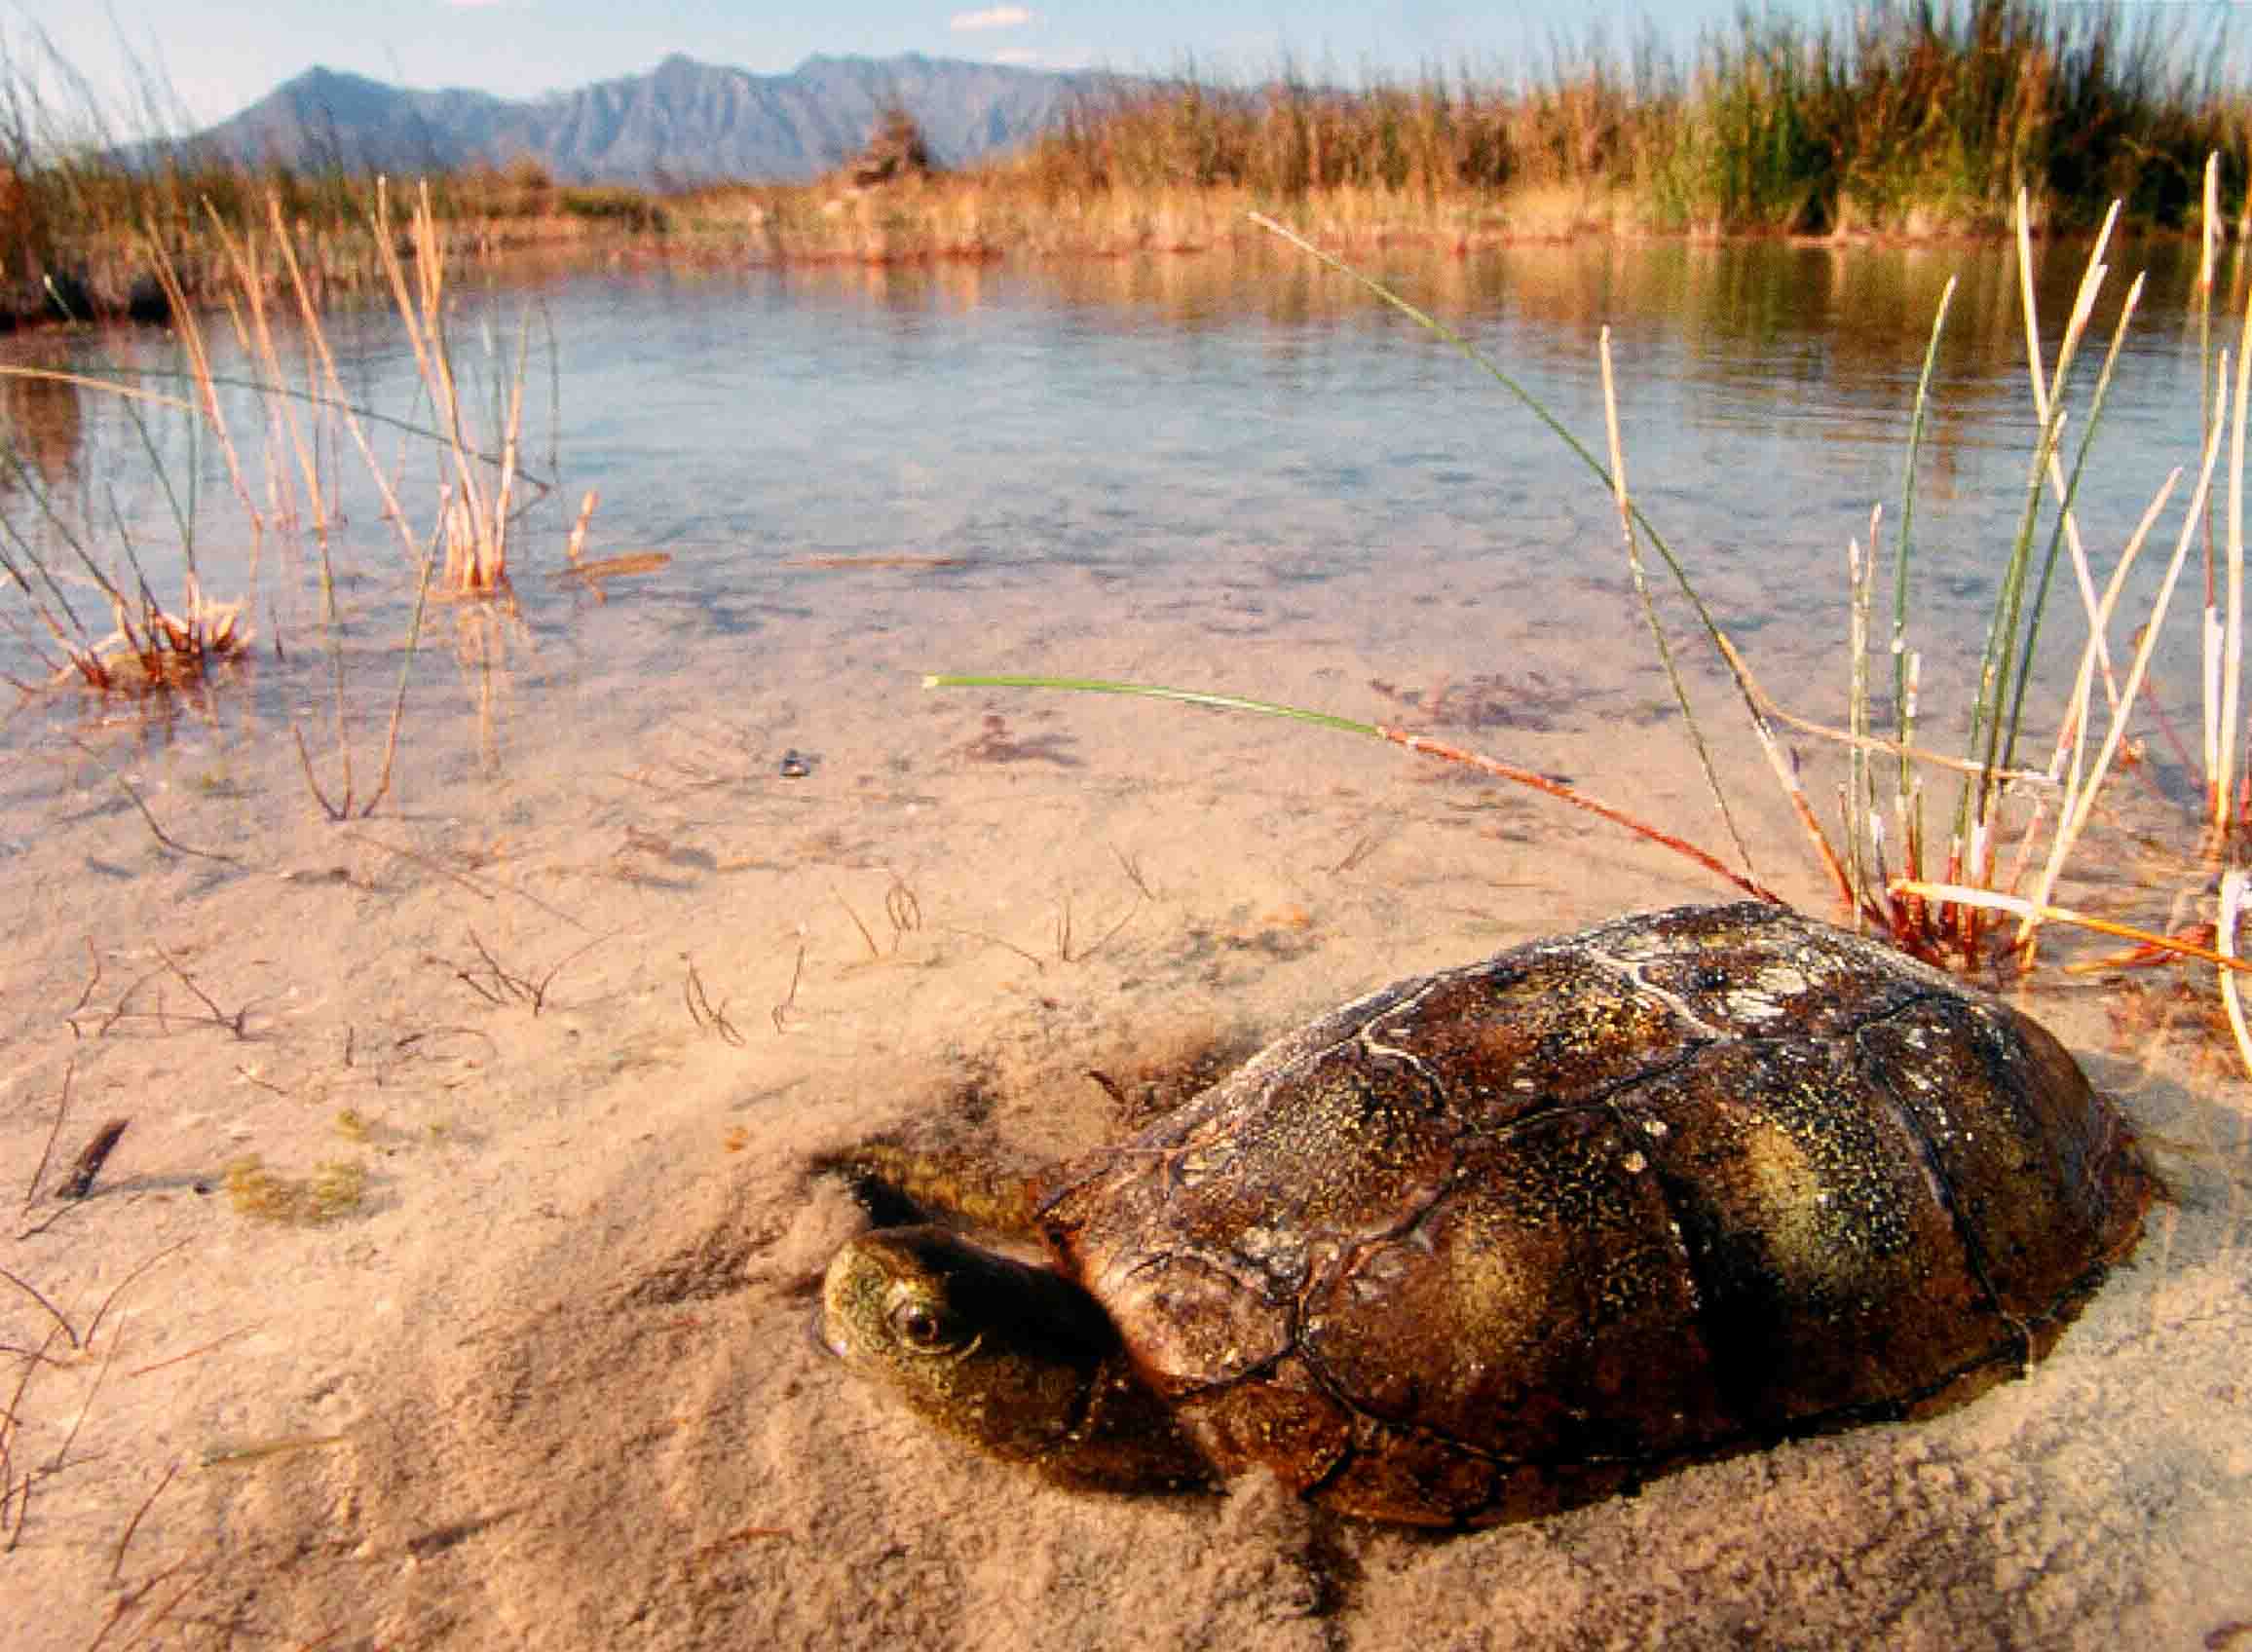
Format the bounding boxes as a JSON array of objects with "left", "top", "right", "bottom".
[{"left": 808, "top": 1296, "right": 845, "bottom": 1360}]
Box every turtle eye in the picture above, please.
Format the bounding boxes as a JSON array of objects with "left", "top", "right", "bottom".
[{"left": 884, "top": 1287, "right": 964, "bottom": 1355}]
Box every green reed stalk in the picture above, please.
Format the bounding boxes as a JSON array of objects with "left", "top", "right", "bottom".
[
  {"left": 925, "top": 674, "right": 1778, "bottom": 901},
  {"left": 1893, "top": 277, "right": 1955, "bottom": 808},
  {"left": 1961, "top": 390, "right": 2069, "bottom": 842},
  {"left": 1598, "top": 326, "right": 1753, "bottom": 877},
  {"left": 1249, "top": 210, "right": 1758, "bottom": 873},
  {"left": 2000, "top": 274, "right": 2142, "bottom": 772},
  {"left": 924, "top": 674, "right": 1371, "bottom": 732},
  {"left": 1958, "top": 197, "right": 2108, "bottom": 845}
]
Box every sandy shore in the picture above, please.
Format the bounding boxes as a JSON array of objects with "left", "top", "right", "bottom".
[{"left": 3, "top": 553, "right": 2248, "bottom": 1650}]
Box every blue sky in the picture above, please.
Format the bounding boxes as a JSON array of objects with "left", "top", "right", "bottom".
[{"left": 5, "top": 1, "right": 1819, "bottom": 130}]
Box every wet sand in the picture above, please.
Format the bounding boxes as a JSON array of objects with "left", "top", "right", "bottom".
[{"left": 3, "top": 545, "right": 2249, "bottom": 1651}]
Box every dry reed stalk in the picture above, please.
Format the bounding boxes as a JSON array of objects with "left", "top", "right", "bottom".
[
  {"left": 1964, "top": 190, "right": 2104, "bottom": 845},
  {"left": 2219, "top": 870, "right": 2252, "bottom": 1077},
  {"left": 1894, "top": 882, "right": 2252, "bottom": 976},
  {"left": 1720, "top": 640, "right": 2056, "bottom": 787},
  {"left": 564, "top": 488, "right": 597, "bottom": 565},
  {"left": 1847, "top": 514, "right": 1878, "bottom": 915},
  {"left": 268, "top": 195, "right": 426, "bottom": 569},
  {"left": 143, "top": 244, "right": 261, "bottom": 534},
  {"left": 205, "top": 210, "right": 327, "bottom": 542},
  {"left": 1598, "top": 325, "right": 1756, "bottom": 882},
  {"left": 0, "top": 366, "right": 188, "bottom": 413},
  {"left": 2023, "top": 258, "right": 2140, "bottom": 735},
  {"left": 2218, "top": 232, "right": 2252, "bottom": 833},
  {"left": 2196, "top": 155, "right": 2223, "bottom": 799},
  {"left": 2029, "top": 271, "right": 2146, "bottom": 767},
  {"left": 2017, "top": 443, "right": 2212, "bottom": 951},
  {"left": 373, "top": 180, "right": 517, "bottom": 596},
  {"left": 1695, "top": 628, "right": 1858, "bottom": 912}
]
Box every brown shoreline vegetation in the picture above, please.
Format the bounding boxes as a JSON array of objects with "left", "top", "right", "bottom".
[{"left": 4, "top": 0, "right": 2252, "bottom": 329}]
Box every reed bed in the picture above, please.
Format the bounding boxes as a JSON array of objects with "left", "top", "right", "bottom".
[{"left": 1008, "top": 0, "right": 2246, "bottom": 238}]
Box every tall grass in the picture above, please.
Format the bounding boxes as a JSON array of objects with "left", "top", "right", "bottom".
[{"left": 1008, "top": 0, "right": 2244, "bottom": 237}]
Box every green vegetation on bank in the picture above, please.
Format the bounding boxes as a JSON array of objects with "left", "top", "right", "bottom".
[
  {"left": 1, "top": 0, "right": 2249, "bottom": 325},
  {"left": 1009, "top": 0, "right": 2248, "bottom": 236}
]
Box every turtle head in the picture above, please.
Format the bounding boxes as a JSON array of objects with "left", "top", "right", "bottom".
[{"left": 820, "top": 1225, "right": 1209, "bottom": 1495}]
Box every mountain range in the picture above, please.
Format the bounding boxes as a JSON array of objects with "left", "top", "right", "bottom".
[{"left": 165, "top": 53, "right": 1112, "bottom": 187}]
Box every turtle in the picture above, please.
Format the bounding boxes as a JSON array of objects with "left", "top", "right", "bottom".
[{"left": 817, "top": 900, "right": 2152, "bottom": 1527}]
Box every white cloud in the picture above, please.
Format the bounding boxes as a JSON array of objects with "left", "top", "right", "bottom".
[{"left": 949, "top": 7, "right": 1035, "bottom": 32}]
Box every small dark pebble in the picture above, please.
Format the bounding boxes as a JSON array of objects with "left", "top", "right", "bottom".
[{"left": 779, "top": 750, "right": 812, "bottom": 779}]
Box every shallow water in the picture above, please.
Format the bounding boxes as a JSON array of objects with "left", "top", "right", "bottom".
[
  {"left": 0, "top": 235, "right": 2225, "bottom": 740},
  {"left": 2, "top": 237, "right": 2247, "bottom": 1650}
]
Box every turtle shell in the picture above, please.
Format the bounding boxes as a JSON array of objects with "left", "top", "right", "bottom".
[{"left": 1036, "top": 901, "right": 2151, "bottom": 1526}]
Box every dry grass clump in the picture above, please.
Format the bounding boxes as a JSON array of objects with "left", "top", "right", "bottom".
[
  {"left": 222, "top": 1155, "right": 368, "bottom": 1224},
  {"left": 47, "top": 582, "right": 249, "bottom": 694},
  {"left": 370, "top": 183, "right": 532, "bottom": 600}
]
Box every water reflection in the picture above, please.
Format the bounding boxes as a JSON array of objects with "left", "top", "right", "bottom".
[{"left": 0, "top": 352, "right": 85, "bottom": 494}]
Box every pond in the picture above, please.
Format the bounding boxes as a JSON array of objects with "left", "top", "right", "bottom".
[{"left": 6, "top": 235, "right": 2226, "bottom": 806}]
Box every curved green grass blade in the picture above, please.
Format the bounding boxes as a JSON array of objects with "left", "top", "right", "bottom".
[
  {"left": 1248, "top": 211, "right": 1760, "bottom": 875},
  {"left": 923, "top": 673, "right": 1376, "bottom": 734}
]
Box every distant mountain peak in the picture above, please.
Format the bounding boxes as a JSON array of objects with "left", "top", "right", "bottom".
[{"left": 166, "top": 52, "right": 1113, "bottom": 185}]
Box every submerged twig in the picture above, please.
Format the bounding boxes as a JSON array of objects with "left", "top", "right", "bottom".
[
  {"left": 109, "top": 1460, "right": 179, "bottom": 1580},
  {"left": 0, "top": 1267, "right": 77, "bottom": 1349},
  {"left": 66, "top": 738, "right": 238, "bottom": 865},
  {"left": 683, "top": 956, "right": 745, "bottom": 1047},
  {"left": 772, "top": 935, "right": 807, "bottom": 1032},
  {"left": 19, "top": 1060, "right": 74, "bottom": 1214}
]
